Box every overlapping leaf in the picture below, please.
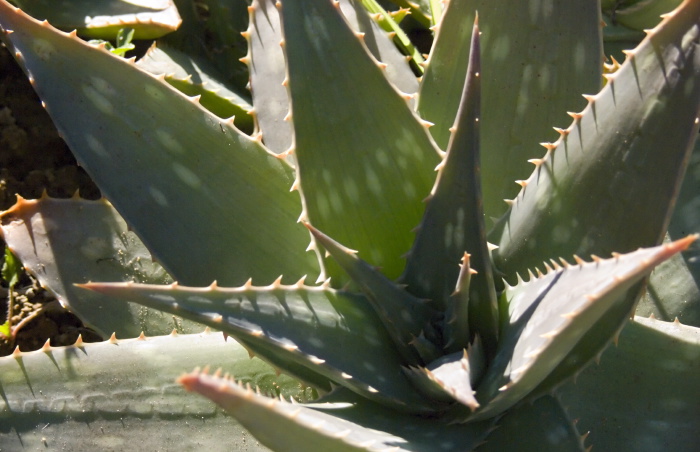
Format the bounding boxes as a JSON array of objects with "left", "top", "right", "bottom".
[
  {"left": 0, "top": 1, "right": 320, "bottom": 286},
  {"left": 279, "top": 0, "right": 441, "bottom": 281}
]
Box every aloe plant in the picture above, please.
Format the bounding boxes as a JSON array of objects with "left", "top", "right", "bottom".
[{"left": 1, "top": 0, "right": 699, "bottom": 450}]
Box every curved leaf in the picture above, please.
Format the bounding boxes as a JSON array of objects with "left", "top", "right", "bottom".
[
  {"left": 0, "top": 2, "right": 321, "bottom": 286},
  {"left": 470, "top": 237, "right": 695, "bottom": 421}
]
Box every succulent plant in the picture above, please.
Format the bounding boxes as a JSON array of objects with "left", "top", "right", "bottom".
[{"left": 1, "top": 0, "right": 699, "bottom": 450}]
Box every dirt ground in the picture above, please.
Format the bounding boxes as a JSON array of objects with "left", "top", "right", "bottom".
[{"left": 0, "top": 42, "right": 102, "bottom": 355}]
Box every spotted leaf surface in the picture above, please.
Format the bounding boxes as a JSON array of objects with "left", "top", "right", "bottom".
[
  {"left": 0, "top": 1, "right": 321, "bottom": 286},
  {"left": 280, "top": 0, "right": 441, "bottom": 281}
]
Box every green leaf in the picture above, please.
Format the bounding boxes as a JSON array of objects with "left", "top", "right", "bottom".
[
  {"left": 307, "top": 223, "right": 440, "bottom": 366},
  {"left": 418, "top": 0, "right": 602, "bottom": 219},
  {"left": 0, "top": 330, "right": 300, "bottom": 450},
  {"left": 338, "top": 0, "right": 419, "bottom": 99},
  {"left": 162, "top": 0, "right": 250, "bottom": 93},
  {"left": 558, "top": 316, "right": 700, "bottom": 451},
  {"left": 490, "top": 0, "right": 700, "bottom": 278},
  {"left": 245, "top": 0, "right": 293, "bottom": 154},
  {"left": 468, "top": 236, "right": 695, "bottom": 421},
  {"left": 10, "top": 0, "right": 182, "bottom": 39},
  {"left": 2, "top": 245, "right": 21, "bottom": 289},
  {"left": 401, "top": 19, "right": 498, "bottom": 356},
  {"left": 0, "top": 3, "right": 321, "bottom": 286},
  {"left": 279, "top": 0, "right": 441, "bottom": 281},
  {"left": 607, "top": 0, "right": 684, "bottom": 30},
  {"left": 478, "top": 395, "right": 585, "bottom": 452},
  {"left": 637, "top": 138, "right": 700, "bottom": 326},
  {"left": 357, "top": 0, "right": 426, "bottom": 71},
  {"left": 80, "top": 280, "right": 438, "bottom": 413},
  {"left": 178, "top": 376, "right": 494, "bottom": 452},
  {"left": 245, "top": 0, "right": 420, "bottom": 156},
  {"left": 135, "top": 44, "right": 254, "bottom": 132},
  {"left": 0, "top": 196, "right": 220, "bottom": 338}
]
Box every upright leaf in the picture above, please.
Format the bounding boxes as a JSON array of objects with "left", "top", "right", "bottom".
[
  {"left": 418, "top": 0, "right": 602, "bottom": 219},
  {"left": 490, "top": 0, "right": 700, "bottom": 278},
  {"left": 279, "top": 0, "right": 441, "bottom": 280}
]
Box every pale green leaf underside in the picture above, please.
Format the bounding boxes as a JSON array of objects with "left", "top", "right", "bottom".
[
  {"left": 0, "top": 3, "right": 320, "bottom": 286},
  {"left": 81, "top": 281, "right": 437, "bottom": 413},
  {"left": 418, "top": 0, "right": 602, "bottom": 220},
  {"left": 0, "top": 331, "right": 302, "bottom": 450},
  {"left": 10, "top": 0, "right": 181, "bottom": 39},
  {"left": 181, "top": 375, "right": 584, "bottom": 452},
  {"left": 280, "top": 0, "right": 441, "bottom": 281},
  {"left": 491, "top": 0, "right": 700, "bottom": 278},
  {"left": 558, "top": 316, "right": 700, "bottom": 451},
  {"left": 0, "top": 196, "right": 206, "bottom": 338}
]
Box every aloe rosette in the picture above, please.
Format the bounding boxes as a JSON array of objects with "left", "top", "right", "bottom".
[{"left": 1, "top": 0, "right": 699, "bottom": 450}]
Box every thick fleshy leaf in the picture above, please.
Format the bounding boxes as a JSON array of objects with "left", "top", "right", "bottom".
[
  {"left": 490, "top": 0, "right": 700, "bottom": 278},
  {"left": 0, "top": 330, "right": 303, "bottom": 450},
  {"left": 11, "top": 0, "right": 182, "bottom": 39},
  {"left": 81, "top": 280, "right": 438, "bottom": 413},
  {"left": 353, "top": 0, "right": 426, "bottom": 73},
  {"left": 279, "top": 0, "right": 441, "bottom": 281},
  {"left": 135, "top": 44, "right": 254, "bottom": 132},
  {"left": 337, "top": 0, "right": 419, "bottom": 99},
  {"left": 161, "top": 0, "right": 251, "bottom": 93},
  {"left": 0, "top": 2, "right": 320, "bottom": 286},
  {"left": 442, "top": 255, "right": 477, "bottom": 353},
  {"left": 558, "top": 316, "right": 700, "bottom": 451},
  {"left": 467, "top": 237, "right": 696, "bottom": 421},
  {"left": 637, "top": 237, "right": 700, "bottom": 325},
  {"left": 401, "top": 19, "right": 498, "bottom": 356},
  {"left": 405, "top": 349, "right": 480, "bottom": 410},
  {"left": 245, "top": 0, "right": 292, "bottom": 154},
  {"left": 478, "top": 395, "right": 585, "bottom": 452},
  {"left": 638, "top": 140, "right": 700, "bottom": 326},
  {"left": 307, "top": 223, "right": 440, "bottom": 366},
  {"left": 0, "top": 195, "right": 214, "bottom": 337},
  {"left": 605, "top": 0, "right": 684, "bottom": 30},
  {"left": 179, "top": 374, "right": 494, "bottom": 452},
  {"left": 418, "top": 0, "right": 602, "bottom": 219},
  {"left": 245, "top": 0, "right": 420, "bottom": 156}
]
